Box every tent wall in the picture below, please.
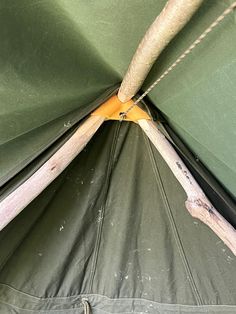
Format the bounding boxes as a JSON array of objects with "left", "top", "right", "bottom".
[
  {"left": 0, "top": 122, "right": 236, "bottom": 313},
  {"left": 0, "top": 0, "right": 120, "bottom": 185}
]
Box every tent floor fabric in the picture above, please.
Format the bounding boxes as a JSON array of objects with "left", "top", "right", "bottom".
[{"left": 0, "top": 121, "right": 236, "bottom": 313}]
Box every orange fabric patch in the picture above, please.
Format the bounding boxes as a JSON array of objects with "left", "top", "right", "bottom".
[{"left": 91, "top": 95, "right": 150, "bottom": 123}]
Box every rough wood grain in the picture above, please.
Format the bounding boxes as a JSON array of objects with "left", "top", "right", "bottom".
[
  {"left": 138, "top": 119, "right": 236, "bottom": 255},
  {"left": 0, "top": 115, "right": 105, "bottom": 230},
  {"left": 118, "top": 0, "right": 203, "bottom": 103}
]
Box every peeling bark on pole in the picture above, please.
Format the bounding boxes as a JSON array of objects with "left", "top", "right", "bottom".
[
  {"left": 138, "top": 119, "right": 236, "bottom": 255},
  {"left": 0, "top": 115, "right": 105, "bottom": 230},
  {"left": 118, "top": 0, "right": 204, "bottom": 103}
]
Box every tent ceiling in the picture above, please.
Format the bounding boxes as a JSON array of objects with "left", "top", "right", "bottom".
[
  {"left": 1, "top": 0, "right": 236, "bottom": 195},
  {"left": 55, "top": 0, "right": 236, "bottom": 195}
]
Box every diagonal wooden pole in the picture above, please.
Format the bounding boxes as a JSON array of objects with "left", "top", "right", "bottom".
[
  {"left": 116, "top": 0, "right": 236, "bottom": 254},
  {"left": 118, "top": 0, "right": 204, "bottom": 103},
  {"left": 138, "top": 119, "right": 236, "bottom": 255},
  {"left": 0, "top": 115, "right": 105, "bottom": 230}
]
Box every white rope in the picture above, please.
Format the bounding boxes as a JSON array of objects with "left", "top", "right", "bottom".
[
  {"left": 82, "top": 298, "right": 91, "bottom": 314},
  {"left": 120, "top": 1, "right": 236, "bottom": 119}
]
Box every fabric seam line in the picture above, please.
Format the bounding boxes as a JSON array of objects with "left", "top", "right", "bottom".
[
  {"left": 88, "top": 122, "right": 121, "bottom": 293},
  {"left": 144, "top": 135, "right": 203, "bottom": 305}
]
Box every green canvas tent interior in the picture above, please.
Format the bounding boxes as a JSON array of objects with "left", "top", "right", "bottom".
[{"left": 0, "top": 0, "right": 236, "bottom": 313}]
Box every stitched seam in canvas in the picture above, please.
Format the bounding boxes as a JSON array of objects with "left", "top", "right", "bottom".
[
  {"left": 1, "top": 290, "right": 236, "bottom": 313},
  {"left": 88, "top": 122, "right": 121, "bottom": 293},
  {"left": 144, "top": 135, "right": 203, "bottom": 305},
  {"left": 0, "top": 283, "right": 236, "bottom": 307},
  {"left": 1, "top": 284, "right": 236, "bottom": 312}
]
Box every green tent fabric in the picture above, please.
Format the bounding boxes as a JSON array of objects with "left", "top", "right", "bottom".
[
  {"left": 1, "top": 121, "right": 236, "bottom": 313},
  {"left": 0, "top": 1, "right": 236, "bottom": 313},
  {"left": 1, "top": 0, "right": 236, "bottom": 195}
]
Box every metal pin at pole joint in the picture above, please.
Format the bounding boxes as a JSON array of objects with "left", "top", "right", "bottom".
[{"left": 119, "top": 112, "right": 127, "bottom": 121}]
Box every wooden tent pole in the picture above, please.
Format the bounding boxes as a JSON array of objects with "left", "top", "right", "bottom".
[
  {"left": 118, "top": 0, "right": 203, "bottom": 103},
  {"left": 138, "top": 119, "right": 236, "bottom": 255},
  {"left": 0, "top": 115, "right": 105, "bottom": 231}
]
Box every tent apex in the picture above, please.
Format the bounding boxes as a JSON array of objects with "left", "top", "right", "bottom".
[{"left": 91, "top": 95, "right": 150, "bottom": 123}]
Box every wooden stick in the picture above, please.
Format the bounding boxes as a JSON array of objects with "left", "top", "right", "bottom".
[
  {"left": 0, "top": 115, "right": 105, "bottom": 230},
  {"left": 138, "top": 119, "right": 236, "bottom": 255},
  {"left": 118, "top": 0, "right": 203, "bottom": 103}
]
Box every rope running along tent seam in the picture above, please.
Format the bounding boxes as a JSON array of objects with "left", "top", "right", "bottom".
[{"left": 120, "top": 1, "right": 236, "bottom": 120}]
